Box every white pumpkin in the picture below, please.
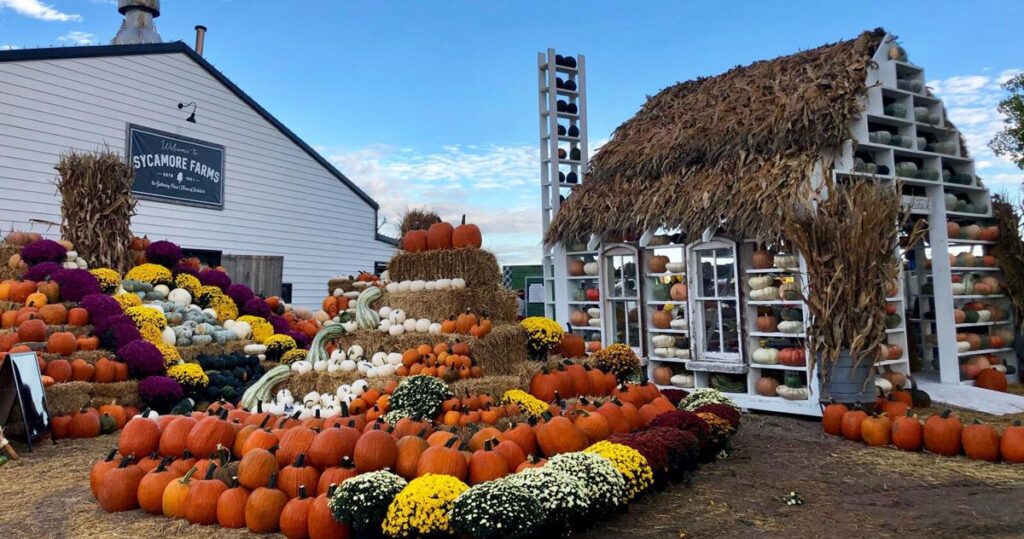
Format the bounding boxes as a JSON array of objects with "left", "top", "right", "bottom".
[
  {"left": 333, "top": 288, "right": 345, "bottom": 297},
  {"left": 747, "top": 276, "right": 774, "bottom": 290},
  {"left": 357, "top": 361, "right": 371, "bottom": 375},
  {"left": 244, "top": 344, "right": 267, "bottom": 355},
  {"left": 583, "top": 262, "right": 599, "bottom": 276},
  {"left": 303, "top": 391, "right": 321, "bottom": 405},
  {"left": 669, "top": 319, "right": 687, "bottom": 329},
  {"left": 378, "top": 319, "right": 393, "bottom": 332},
  {"left": 652, "top": 335, "right": 675, "bottom": 347},
  {"left": 366, "top": 366, "right": 379, "bottom": 378},
  {"left": 327, "top": 359, "right": 343, "bottom": 373},
  {"left": 397, "top": 281, "right": 412, "bottom": 292},
  {"left": 874, "top": 377, "right": 893, "bottom": 397},
  {"left": 451, "top": 278, "right": 467, "bottom": 289},
  {"left": 319, "top": 393, "right": 336, "bottom": 408},
  {"left": 313, "top": 310, "right": 330, "bottom": 323},
  {"left": 291, "top": 361, "right": 313, "bottom": 374},
  {"left": 674, "top": 348, "right": 690, "bottom": 359},
  {"left": 403, "top": 318, "right": 417, "bottom": 332},
  {"left": 342, "top": 320, "right": 358, "bottom": 333},
  {"left": 330, "top": 349, "right": 346, "bottom": 361},
  {"left": 776, "top": 385, "right": 809, "bottom": 400},
  {"left": 232, "top": 321, "right": 252, "bottom": 340},
  {"left": 665, "top": 262, "right": 685, "bottom": 274},
  {"left": 415, "top": 319, "right": 431, "bottom": 332},
  {"left": 751, "top": 347, "right": 779, "bottom": 364},
  {"left": 389, "top": 324, "right": 405, "bottom": 336},
  {"left": 588, "top": 318, "right": 602, "bottom": 327},
  {"left": 379, "top": 306, "right": 393, "bottom": 318},
  {"left": 424, "top": 281, "right": 436, "bottom": 291},
  {"left": 429, "top": 322, "right": 442, "bottom": 335},
  {"left": 344, "top": 291, "right": 361, "bottom": 299},
  {"left": 670, "top": 374, "right": 694, "bottom": 388},
  {"left": 777, "top": 321, "right": 804, "bottom": 334},
  {"left": 371, "top": 352, "right": 387, "bottom": 367},
  {"left": 410, "top": 280, "right": 426, "bottom": 292},
  {"left": 653, "top": 347, "right": 671, "bottom": 357},
  {"left": 351, "top": 379, "right": 369, "bottom": 397},
  {"left": 313, "top": 359, "right": 328, "bottom": 372},
  {"left": 347, "top": 345, "right": 364, "bottom": 360},
  {"left": 378, "top": 364, "right": 397, "bottom": 376},
  {"left": 152, "top": 284, "right": 170, "bottom": 300},
  {"left": 435, "top": 278, "right": 452, "bottom": 290},
  {"left": 389, "top": 309, "right": 407, "bottom": 324},
  {"left": 386, "top": 282, "right": 400, "bottom": 293},
  {"left": 386, "top": 352, "right": 404, "bottom": 365},
  {"left": 336, "top": 385, "right": 352, "bottom": 398},
  {"left": 161, "top": 326, "right": 176, "bottom": 346},
  {"left": 750, "top": 287, "right": 780, "bottom": 301}
]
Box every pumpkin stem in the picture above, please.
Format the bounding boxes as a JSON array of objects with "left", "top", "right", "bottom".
[
  {"left": 298, "top": 485, "right": 308, "bottom": 499},
  {"left": 444, "top": 436, "right": 459, "bottom": 449},
  {"left": 180, "top": 466, "right": 199, "bottom": 484},
  {"left": 940, "top": 408, "right": 953, "bottom": 418},
  {"left": 267, "top": 473, "right": 278, "bottom": 489},
  {"left": 340, "top": 456, "right": 355, "bottom": 468},
  {"left": 256, "top": 400, "right": 263, "bottom": 413},
  {"left": 204, "top": 463, "right": 218, "bottom": 480},
  {"left": 327, "top": 483, "right": 338, "bottom": 497},
  {"left": 155, "top": 457, "right": 171, "bottom": 473},
  {"left": 416, "top": 428, "right": 428, "bottom": 438},
  {"left": 294, "top": 454, "right": 306, "bottom": 468},
  {"left": 259, "top": 415, "right": 272, "bottom": 429},
  {"left": 117, "top": 455, "right": 134, "bottom": 468},
  {"left": 269, "top": 445, "right": 280, "bottom": 454},
  {"left": 103, "top": 447, "right": 118, "bottom": 462},
  {"left": 230, "top": 475, "right": 239, "bottom": 488},
  {"left": 483, "top": 439, "right": 493, "bottom": 451}
]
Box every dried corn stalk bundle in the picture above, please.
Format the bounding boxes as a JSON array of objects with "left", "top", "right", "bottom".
[
  {"left": 546, "top": 29, "right": 887, "bottom": 245},
  {"left": 783, "top": 178, "right": 925, "bottom": 381},
  {"left": 991, "top": 197, "right": 1024, "bottom": 332},
  {"left": 55, "top": 150, "right": 136, "bottom": 272},
  {"left": 399, "top": 208, "right": 442, "bottom": 236}
]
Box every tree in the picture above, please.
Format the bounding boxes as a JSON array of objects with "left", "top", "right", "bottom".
[{"left": 990, "top": 73, "right": 1024, "bottom": 170}]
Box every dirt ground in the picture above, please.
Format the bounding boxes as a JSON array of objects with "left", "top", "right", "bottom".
[{"left": 2, "top": 412, "right": 1022, "bottom": 539}]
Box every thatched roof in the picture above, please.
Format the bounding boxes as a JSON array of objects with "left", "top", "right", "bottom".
[{"left": 546, "top": 29, "right": 888, "bottom": 245}]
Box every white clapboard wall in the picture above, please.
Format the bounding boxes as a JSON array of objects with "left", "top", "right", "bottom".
[{"left": 0, "top": 46, "right": 395, "bottom": 308}]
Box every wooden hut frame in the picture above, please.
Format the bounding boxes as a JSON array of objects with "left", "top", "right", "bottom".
[{"left": 541, "top": 30, "right": 1020, "bottom": 415}]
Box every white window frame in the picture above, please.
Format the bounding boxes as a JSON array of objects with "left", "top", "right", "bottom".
[
  {"left": 686, "top": 238, "right": 743, "bottom": 363},
  {"left": 599, "top": 244, "right": 644, "bottom": 356}
]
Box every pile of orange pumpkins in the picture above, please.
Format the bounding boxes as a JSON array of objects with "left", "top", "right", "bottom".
[
  {"left": 52, "top": 401, "right": 139, "bottom": 439},
  {"left": 400, "top": 215, "right": 482, "bottom": 252},
  {"left": 395, "top": 342, "right": 484, "bottom": 380},
  {"left": 88, "top": 378, "right": 679, "bottom": 537},
  {"left": 528, "top": 360, "right": 621, "bottom": 402},
  {"left": 823, "top": 401, "right": 1024, "bottom": 463}
]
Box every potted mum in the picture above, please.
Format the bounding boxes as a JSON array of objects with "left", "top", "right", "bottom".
[{"left": 784, "top": 179, "right": 924, "bottom": 405}]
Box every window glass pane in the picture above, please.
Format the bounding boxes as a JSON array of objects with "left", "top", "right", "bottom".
[
  {"left": 625, "top": 301, "right": 640, "bottom": 348},
  {"left": 715, "top": 248, "right": 735, "bottom": 297},
  {"left": 703, "top": 300, "right": 721, "bottom": 353},
  {"left": 699, "top": 250, "right": 716, "bottom": 297},
  {"left": 722, "top": 302, "right": 739, "bottom": 353}
]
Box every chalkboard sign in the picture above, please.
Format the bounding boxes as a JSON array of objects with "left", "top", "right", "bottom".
[
  {"left": 127, "top": 124, "right": 226, "bottom": 209},
  {"left": 0, "top": 352, "right": 51, "bottom": 451}
]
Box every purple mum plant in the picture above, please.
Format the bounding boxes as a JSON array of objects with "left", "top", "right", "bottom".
[
  {"left": 80, "top": 294, "right": 122, "bottom": 324},
  {"left": 51, "top": 268, "right": 101, "bottom": 302},
  {"left": 225, "top": 284, "right": 255, "bottom": 308},
  {"left": 20, "top": 239, "right": 67, "bottom": 265},
  {"left": 144, "top": 240, "right": 183, "bottom": 268},
  {"left": 268, "top": 314, "right": 290, "bottom": 334},
  {"left": 285, "top": 330, "right": 310, "bottom": 350},
  {"left": 23, "top": 261, "right": 61, "bottom": 282},
  {"left": 199, "top": 268, "right": 231, "bottom": 290},
  {"left": 242, "top": 297, "right": 272, "bottom": 318},
  {"left": 138, "top": 376, "right": 184, "bottom": 413},
  {"left": 171, "top": 261, "right": 200, "bottom": 278},
  {"left": 117, "top": 340, "right": 165, "bottom": 378}
]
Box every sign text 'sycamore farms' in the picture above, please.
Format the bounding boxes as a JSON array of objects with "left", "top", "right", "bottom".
[{"left": 127, "top": 124, "right": 226, "bottom": 209}]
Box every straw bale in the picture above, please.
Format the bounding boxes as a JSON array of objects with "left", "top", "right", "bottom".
[
  {"left": 45, "top": 381, "right": 140, "bottom": 415},
  {"left": 45, "top": 324, "right": 94, "bottom": 338},
  {"left": 41, "top": 350, "right": 111, "bottom": 364},
  {"left": 449, "top": 375, "right": 527, "bottom": 397},
  {"left": 546, "top": 29, "right": 888, "bottom": 245},
  {"left": 469, "top": 322, "right": 528, "bottom": 375},
  {"left": 0, "top": 300, "right": 19, "bottom": 312},
  {"left": 177, "top": 340, "right": 248, "bottom": 362},
  {"left": 387, "top": 248, "right": 502, "bottom": 288},
  {"left": 55, "top": 150, "right": 137, "bottom": 273},
  {"left": 0, "top": 242, "right": 21, "bottom": 281},
  {"left": 327, "top": 276, "right": 357, "bottom": 295},
  {"left": 376, "top": 286, "right": 517, "bottom": 322}
]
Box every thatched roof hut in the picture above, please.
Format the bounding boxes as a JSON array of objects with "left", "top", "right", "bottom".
[{"left": 545, "top": 28, "right": 888, "bottom": 245}]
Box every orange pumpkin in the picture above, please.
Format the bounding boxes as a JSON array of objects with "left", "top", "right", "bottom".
[
  {"left": 38, "top": 304, "right": 68, "bottom": 325},
  {"left": 17, "top": 318, "right": 47, "bottom": 342},
  {"left": 426, "top": 222, "right": 454, "bottom": 250},
  {"left": 45, "top": 359, "right": 73, "bottom": 383},
  {"left": 452, "top": 215, "right": 482, "bottom": 249},
  {"left": 47, "top": 332, "right": 78, "bottom": 355},
  {"left": 66, "top": 307, "right": 88, "bottom": 326},
  {"left": 25, "top": 292, "right": 48, "bottom": 308},
  {"left": 7, "top": 280, "right": 38, "bottom": 303},
  {"left": 70, "top": 358, "right": 95, "bottom": 381}
]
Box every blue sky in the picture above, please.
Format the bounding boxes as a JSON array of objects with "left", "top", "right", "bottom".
[{"left": 2, "top": 0, "right": 1022, "bottom": 264}]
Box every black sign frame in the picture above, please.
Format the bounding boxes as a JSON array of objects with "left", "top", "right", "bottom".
[
  {"left": 0, "top": 352, "right": 52, "bottom": 452},
  {"left": 126, "top": 123, "right": 226, "bottom": 210}
]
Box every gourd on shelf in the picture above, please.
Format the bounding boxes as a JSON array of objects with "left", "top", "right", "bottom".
[{"left": 776, "top": 373, "right": 809, "bottom": 400}]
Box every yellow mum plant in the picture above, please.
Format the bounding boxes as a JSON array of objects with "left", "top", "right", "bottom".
[
  {"left": 156, "top": 342, "right": 181, "bottom": 367},
  {"left": 238, "top": 315, "right": 274, "bottom": 343},
  {"left": 113, "top": 293, "right": 141, "bottom": 310},
  {"left": 89, "top": 268, "right": 121, "bottom": 294},
  {"left": 167, "top": 362, "right": 209, "bottom": 391},
  {"left": 382, "top": 474, "right": 468, "bottom": 537},
  {"left": 584, "top": 441, "right": 654, "bottom": 501},
  {"left": 520, "top": 316, "right": 564, "bottom": 359},
  {"left": 501, "top": 389, "right": 548, "bottom": 419},
  {"left": 125, "top": 263, "right": 172, "bottom": 285},
  {"left": 125, "top": 305, "right": 167, "bottom": 330},
  {"left": 175, "top": 273, "right": 202, "bottom": 296}
]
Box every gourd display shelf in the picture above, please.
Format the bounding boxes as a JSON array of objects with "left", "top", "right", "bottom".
[
  {"left": 957, "top": 347, "right": 1014, "bottom": 357},
  {"left": 647, "top": 327, "right": 689, "bottom": 335},
  {"left": 746, "top": 300, "right": 801, "bottom": 306},
  {"left": 743, "top": 268, "right": 796, "bottom": 274},
  {"left": 949, "top": 267, "right": 1001, "bottom": 272},
  {"left": 750, "top": 363, "right": 807, "bottom": 372},
  {"left": 566, "top": 275, "right": 598, "bottom": 280},
  {"left": 874, "top": 359, "right": 907, "bottom": 367},
  {"left": 646, "top": 300, "right": 684, "bottom": 306},
  {"left": 748, "top": 331, "right": 806, "bottom": 339},
  {"left": 646, "top": 272, "right": 685, "bottom": 278}
]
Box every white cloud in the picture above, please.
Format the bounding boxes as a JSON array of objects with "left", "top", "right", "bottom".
[
  {"left": 0, "top": 44, "right": 20, "bottom": 50},
  {"left": 0, "top": 0, "right": 80, "bottom": 21},
  {"left": 325, "top": 143, "right": 544, "bottom": 265},
  {"left": 57, "top": 30, "right": 95, "bottom": 45},
  {"left": 928, "top": 68, "right": 1024, "bottom": 193}
]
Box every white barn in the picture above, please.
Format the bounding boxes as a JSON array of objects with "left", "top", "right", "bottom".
[{"left": 0, "top": 41, "right": 396, "bottom": 308}]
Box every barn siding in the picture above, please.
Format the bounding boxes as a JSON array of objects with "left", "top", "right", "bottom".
[{"left": 0, "top": 50, "right": 394, "bottom": 308}]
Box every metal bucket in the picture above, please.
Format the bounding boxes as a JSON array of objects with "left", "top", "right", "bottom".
[{"left": 818, "top": 350, "right": 874, "bottom": 405}]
